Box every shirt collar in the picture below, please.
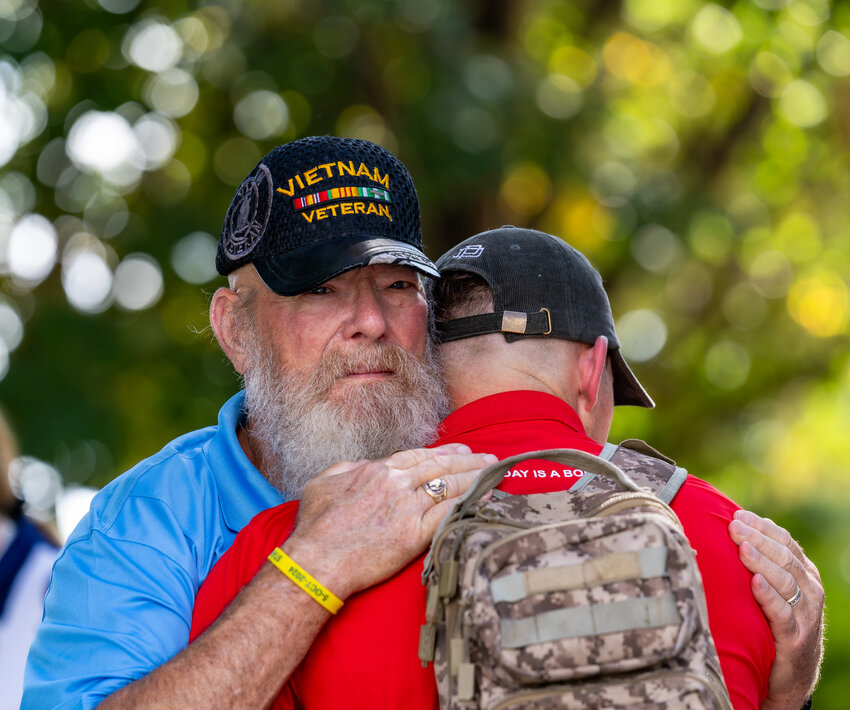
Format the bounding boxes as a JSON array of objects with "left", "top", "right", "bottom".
[
  {"left": 208, "top": 391, "right": 284, "bottom": 533},
  {"left": 438, "top": 390, "right": 588, "bottom": 441}
]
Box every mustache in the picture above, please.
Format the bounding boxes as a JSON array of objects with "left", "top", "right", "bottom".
[{"left": 305, "top": 344, "right": 427, "bottom": 396}]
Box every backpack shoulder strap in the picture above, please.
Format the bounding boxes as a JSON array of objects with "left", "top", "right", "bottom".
[{"left": 590, "top": 440, "right": 687, "bottom": 505}]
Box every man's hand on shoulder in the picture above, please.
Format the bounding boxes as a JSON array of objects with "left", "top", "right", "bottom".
[
  {"left": 283, "top": 444, "right": 497, "bottom": 599},
  {"left": 729, "top": 510, "right": 824, "bottom": 710}
]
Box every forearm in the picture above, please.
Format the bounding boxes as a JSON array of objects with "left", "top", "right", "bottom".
[{"left": 99, "top": 564, "right": 331, "bottom": 710}]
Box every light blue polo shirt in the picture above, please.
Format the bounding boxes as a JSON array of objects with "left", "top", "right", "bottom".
[{"left": 22, "top": 392, "right": 284, "bottom": 710}]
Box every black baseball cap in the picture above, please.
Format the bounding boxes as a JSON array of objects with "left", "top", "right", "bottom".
[
  {"left": 435, "top": 226, "right": 654, "bottom": 408},
  {"left": 216, "top": 136, "right": 439, "bottom": 296}
]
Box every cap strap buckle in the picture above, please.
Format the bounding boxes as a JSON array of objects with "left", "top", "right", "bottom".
[
  {"left": 501, "top": 309, "right": 552, "bottom": 335},
  {"left": 501, "top": 311, "right": 527, "bottom": 334},
  {"left": 539, "top": 308, "right": 552, "bottom": 335}
]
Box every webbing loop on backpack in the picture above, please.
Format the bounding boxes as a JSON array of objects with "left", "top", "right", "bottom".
[
  {"left": 499, "top": 593, "right": 682, "bottom": 649},
  {"left": 490, "top": 546, "right": 669, "bottom": 603}
]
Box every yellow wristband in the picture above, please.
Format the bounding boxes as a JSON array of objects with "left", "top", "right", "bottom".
[{"left": 267, "top": 547, "right": 344, "bottom": 614}]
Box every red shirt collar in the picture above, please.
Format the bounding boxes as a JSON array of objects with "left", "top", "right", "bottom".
[{"left": 437, "top": 390, "right": 589, "bottom": 443}]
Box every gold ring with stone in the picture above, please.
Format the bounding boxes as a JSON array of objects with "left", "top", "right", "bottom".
[
  {"left": 423, "top": 478, "right": 448, "bottom": 503},
  {"left": 786, "top": 586, "right": 802, "bottom": 607}
]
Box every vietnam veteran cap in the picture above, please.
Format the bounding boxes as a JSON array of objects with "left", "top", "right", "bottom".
[
  {"left": 215, "top": 136, "right": 439, "bottom": 296},
  {"left": 435, "top": 226, "right": 654, "bottom": 408}
]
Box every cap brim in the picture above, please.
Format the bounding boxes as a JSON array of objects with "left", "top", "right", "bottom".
[
  {"left": 610, "top": 349, "right": 655, "bottom": 408},
  {"left": 254, "top": 237, "right": 440, "bottom": 297}
]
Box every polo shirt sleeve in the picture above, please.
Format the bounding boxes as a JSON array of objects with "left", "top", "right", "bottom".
[
  {"left": 22, "top": 496, "right": 202, "bottom": 710},
  {"left": 671, "top": 475, "right": 775, "bottom": 710}
]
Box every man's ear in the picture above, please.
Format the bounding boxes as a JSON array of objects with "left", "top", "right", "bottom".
[
  {"left": 210, "top": 287, "right": 250, "bottom": 374},
  {"left": 577, "top": 335, "right": 609, "bottom": 412}
]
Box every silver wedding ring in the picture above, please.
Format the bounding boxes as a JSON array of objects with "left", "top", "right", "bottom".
[
  {"left": 786, "top": 586, "right": 802, "bottom": 607},
  {"left": 423, "top": 478, "right": 448, "bottom": 503}
]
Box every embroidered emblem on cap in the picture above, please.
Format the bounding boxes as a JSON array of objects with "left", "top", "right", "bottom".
[
  {"left": 222, "top": 163, "right": 274, "bottom": 259},
  {"left": 453, "top": 244, "right": 484, "bottom": 259}
]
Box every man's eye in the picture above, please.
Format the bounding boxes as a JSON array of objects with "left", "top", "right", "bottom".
[
  {"left": 310, "top": 286, "right": 331, "bottom": 295},
  {"left": 389, "top": 280, "right": 412, "bottom": 289}
]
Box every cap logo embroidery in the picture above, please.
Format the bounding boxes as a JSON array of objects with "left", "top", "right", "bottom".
[
  {"left": 222, "top": 163, "right": 273, "bottom": 259},
  {"left": 453, "top": 244, "right": 484, "bottom": 259}
]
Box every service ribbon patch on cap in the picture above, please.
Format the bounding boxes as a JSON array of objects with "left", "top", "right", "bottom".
[{"left": 292, "top": 186, "right": 391, "bottom": 211}]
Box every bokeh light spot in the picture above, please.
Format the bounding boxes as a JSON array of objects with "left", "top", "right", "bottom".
[
  {"left": 66, "top": 110, "right": 142, "bottom": 181},
  {"left": 722, "top": 282, "right": 767, "bottom": 330},
  {"left": 7, "top": 213, "right": 57, "bottom": 284},
  {"left": 97, "top": 0, "right": 142, "bottom": 13},
  {"left": 704, "top": 341, "right": 750, "bottom": 389},
  {"left": 234, "top": 90, "right": 289, "bottom": 140},
  {"left": 133, "top": 112, "right": 179, "bottom": 170},
  {"left": 603, "top": 32, "right": 670, "bottom": 86},
  {"left": 464, "top": 54, "right": 513, "bottom": 101},
  {"left": 688, "top": 210, "right": 734, "bottom": 264},
  {"left": 690, "top": 5, "right": 743, "bottom": 55},
  {"left": 631, "top": 224, "right": 683, "bottom": 274},
  {"left": 617, "top": 309, "right": 667, "bottom": 362},
  {"left": 171, "top": 232, "right": 218, "bottom": 284},
  {"left": 125, "top": 19, "right": 183, "bottom": 72},
  {"left": 817, "top": 30, "right": 850, "bottom": 76},
  {"left": 500, "top": 163, "right": 552, "bottom": 216},
  {"left": 669, "top": 71, "right": 716, "bottom": 118},
  {"left": 548, "top": 46, "right": 597, "bottom": 88},
  {"left": 0, "top": 297, "right": 23, "bottom": 351},
  {"left": 213, "top": 137, "right": 262, "bottom": 186},
  {"left": 62, "top": 250, "right": 114, "bottom": 313},
  {"left": 114, "top": 253, "right": 163, "bottom": 310},
  {"left": 787, "top": 271, "right": 848, "bottom": 337},
  {"left": 778, "top": 79, "right": 827, "bottom": 128},
  {"left": 749, "top": 52, "right": 793, "bottom": 98},
  {"left": 536, "top": 74, "right": 583, "bottom": 120},
  {"left": 144, "top": 68, "right": 198, "bottom": 118},
  {"left": 748, "top": 250, "right": 793, "bottom": 298},
  {"left": 776, "top": 211, "right": 821, "bottom": 262},
  {"left": 314, "top": 15, "right": 359, "bottom": 59}
]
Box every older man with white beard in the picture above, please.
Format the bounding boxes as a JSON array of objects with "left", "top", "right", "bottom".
[
  {"left": 232, "top": 264, "right": 451, "bottom": 499},
  {"left": 23, "top": 136, "right": 495, "bottom": 710}
]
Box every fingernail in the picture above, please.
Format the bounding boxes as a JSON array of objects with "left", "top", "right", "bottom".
[
  {"left": 729, "top": 519, "right": 748, "bottom": 537},
  {"left": 482, "top": 454, "right": 499, "bottom": 463},
  {"left": 735, "top": 510, "right": 755, "bottom": 525},
  {"left": 438, "top": 443, "right": 470, "bottom": 454},
  {"left": 755, "top": 574, "right": 768, "bottom": 591}
]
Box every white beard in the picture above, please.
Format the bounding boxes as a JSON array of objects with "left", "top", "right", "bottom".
[{"left": 242, "top": 333, "right": 450, "bottom": 499}]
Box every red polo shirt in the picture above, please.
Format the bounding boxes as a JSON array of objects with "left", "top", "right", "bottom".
[{"left": 190, "top": 391, "right": 773, "bottom": 709}]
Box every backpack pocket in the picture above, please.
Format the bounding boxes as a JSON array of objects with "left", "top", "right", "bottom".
[{"left": 468, "top": 512, "right": 701, "bottom": 689}]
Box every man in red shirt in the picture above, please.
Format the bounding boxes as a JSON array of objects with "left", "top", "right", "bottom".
[{"left": 192, "top": 227, "right": 822, "bottom": 709}]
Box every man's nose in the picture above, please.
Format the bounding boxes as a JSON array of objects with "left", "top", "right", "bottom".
[{"left": 343, "top": 287, "right": 390, "bottom": 341}]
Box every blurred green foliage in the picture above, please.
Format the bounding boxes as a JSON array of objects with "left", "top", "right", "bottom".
[{"left": 0, "top": 0, "right": 847, "bottom": 704}]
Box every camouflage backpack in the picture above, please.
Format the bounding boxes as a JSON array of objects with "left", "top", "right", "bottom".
[{"left": 418, "top": 443, "right": 732, "bottom": 710}]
